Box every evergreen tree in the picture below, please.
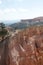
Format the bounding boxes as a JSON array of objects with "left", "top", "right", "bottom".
[{"left": 0, "top": 23, "right": 8, "bottom": 40}]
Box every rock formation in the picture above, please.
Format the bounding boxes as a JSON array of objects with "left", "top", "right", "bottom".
[
  {"left": 0, "top": 26, "right": 43, "bottom": 65},
  {"left": 9, "top": 26, "right": 43, "bottom": 65}
]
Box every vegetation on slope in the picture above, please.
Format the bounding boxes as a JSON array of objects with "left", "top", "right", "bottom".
[{"left": 0, "top": 23, "right": 8, "bottom": 41}]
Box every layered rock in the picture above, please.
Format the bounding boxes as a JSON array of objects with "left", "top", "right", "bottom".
[
  {"left": 0, "top": 26, "right": 43, "bottom": 65},
  {"left": 9, "top": 26, "right": 43, "bottom": 65}
]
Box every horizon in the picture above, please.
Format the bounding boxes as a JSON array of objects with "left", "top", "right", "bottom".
[
  {"left": 0, "top": 16, "right": 43, "bottom": 24},
  {"left": 0, "top": 0, "right": 43, "bottom": 23}
]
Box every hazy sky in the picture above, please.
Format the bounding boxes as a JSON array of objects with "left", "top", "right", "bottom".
[{"left": 0, "top": 0, "right": 43, "bottom": 21}]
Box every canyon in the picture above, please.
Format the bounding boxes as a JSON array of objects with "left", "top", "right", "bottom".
[{"left": 0, "top": 26, "right": 43, "bottom": 65}]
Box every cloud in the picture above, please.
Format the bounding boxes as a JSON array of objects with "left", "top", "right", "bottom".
[
  {"left": 0, "top": 8, "right": 17, "bottom": 20},
  {"left": 0, "top": 7, "right": 43, "bottom": 21},
  {"left": 16, "top": 0, "right": 23, "bottom": 2},
  {"left": 0, "top": 0, "right": 2, "bottom": 4},
  {"left": 4, "top": 8, "right": 16, "bottom": 13},
  {"left": 19, "top": 8, "right": 29, "bottom": 12}
]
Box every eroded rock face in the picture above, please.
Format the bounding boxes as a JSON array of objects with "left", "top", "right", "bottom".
[
  {"left": 8, "top": 26, "right": 43, "bottom": 65},
  {"left": 0, "top": 37, "right": 9, "bottom": 65},
  {"left": 0, "top": 26, "right": 43, "bottom": 65}
]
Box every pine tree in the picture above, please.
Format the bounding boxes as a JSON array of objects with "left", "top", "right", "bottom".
[{"left": 0, "top": 23, "right": 8, "bottom": 40}]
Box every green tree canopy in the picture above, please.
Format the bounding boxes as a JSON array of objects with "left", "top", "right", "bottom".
[{"left": 0, "top": 23, "right": 8, "bottom": 40}]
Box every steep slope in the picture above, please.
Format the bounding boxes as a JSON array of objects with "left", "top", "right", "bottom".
[
  {"left": 0, "top": 26, "right": 43, "bottom": 65},
  {"left": 0, "top": 36, "right": 10, "bottom": 65},
  {"left": 9, "top": 26, "right": 43, "bottom": 65}
]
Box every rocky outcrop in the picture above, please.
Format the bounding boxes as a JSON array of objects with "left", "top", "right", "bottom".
[
  {"left": 9, "top": 26, "right": 43, "bottom": 65},
  {"left": 0, "top": 37, "right": 10, "bottom": 65},
  {"left": 0, "top": 26, "right": 43, "bottom": 65}
]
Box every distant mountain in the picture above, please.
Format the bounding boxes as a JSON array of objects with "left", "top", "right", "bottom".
[
  {"left": 21, "top": 16, "right": 43, "bottom": 22},
  {"left": 33, "top": 16, "right": 43, "bottom": 21},
  {"left": 10, "top": 17, "right": 43, "bottom": 30},
  {"left": 0, "top": 20, "right": 20, "bottom": 26}
]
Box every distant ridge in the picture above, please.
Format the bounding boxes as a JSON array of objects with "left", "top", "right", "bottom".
[
  {"left": 34, "top": 16, "right": 43, "bottom": 20},
  {"left": 21, "top": 16, "right": 43, "bottom": 22},
  {"left": 10, "top": 16, "right": 43, "bottom": 29}
]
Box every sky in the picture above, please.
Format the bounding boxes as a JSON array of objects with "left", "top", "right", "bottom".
[{"left": 0, "top": 0, "right": 43, "bottom": 22}]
